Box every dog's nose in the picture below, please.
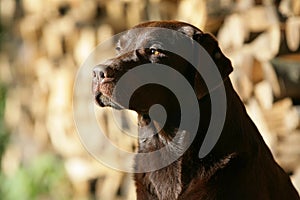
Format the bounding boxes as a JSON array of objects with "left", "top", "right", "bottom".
[
  {"left": 93, "top": 65, "right": 115, "bottom": 83},
  {"left": 93, "top": 65, "right": 106, "bottom": 80}
]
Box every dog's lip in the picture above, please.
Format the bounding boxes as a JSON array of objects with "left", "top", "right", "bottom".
[
  {"left": 94, "top": 91, "right": 125, "bottom": 110},
  {"left": 94, "top": 92, "right": 105, "bottom": 107},
  {"left": 101, "top": 77, "right": 114, "bottom": 84}
]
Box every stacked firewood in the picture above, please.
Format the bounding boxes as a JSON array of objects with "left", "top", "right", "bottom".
[
  {"left": 1, "top": 0, "right": 300, "bottom": 198},
  {"left": 216, "top": 0, "right": 300, "bottom": 191},
  {"left": 1, "top": 0, "right": 140, "bottom": 199}
]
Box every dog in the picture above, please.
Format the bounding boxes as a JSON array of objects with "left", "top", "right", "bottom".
[{"left": 92, "top": 21, "right": 300, "bottom": 200}]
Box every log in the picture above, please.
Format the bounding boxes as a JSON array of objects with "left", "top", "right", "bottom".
[
  {"left": 251, "top": 58, "right": 264, "bottom": 84},
  {"left": 177, "top": 0, "right": 207, "bottom": 30},
  {"left": 97, "top": 24, "right": 113, "bottom": 44},
  {"left": 294, "top": 0, "right": 300, "bottom": 16},
  {"left": 126, "top": 0, "right": 144, "bottom": 28},
  {"left": 47, "top": 65, "right": 83, "bottom": 157},
  {"left": 0, "top": 53, "right": 12, "bottom": 84},
  {"left": 217, "top": 13, "right": 248, "bottom": 51},
  {"left": 250, "top": 25, "right": 280, "bottom": 61},
  {"left": 277, "top": 132, "right": 300, "bottom": 156},
  {"left": 227, "top": 48, "right": 254, "bottom": 101},
  {"left": 42, "top": 22, "right": 64, "bottom": 59},
  {"left": 22, "top": 0, "right": 43, "bottom": 14},
  {"left": 245, "top": 98, "right": 276, "bottom": 152},
  {"left": 95, "top": 107, "right": 138, "bottom": 153},
  {"left": 243, "top": 5, "right": 278, "bottom": 32},
  {"left": 254, "top": 80, "right": 273, "bottom": 110},
  {"left": 69, "top": 0, "right": 97, "bottom": 24},
  {"left": 0, "top": 0, "right": 16, "bottom": 25},
  {"left": 74, "top": 27, "right": 96, "bottom": 64},
  {"left": 264, "top": 98, "right": 299, "bottom": 136},
  {"left": 19, "top": 14, "right": 43, "bottom": 41},
  {"left": 261, "top": 61, "right": 281, "bottom": 97},
  {"left": 286, "top": 17, "right": 300, "bottom": 52}
]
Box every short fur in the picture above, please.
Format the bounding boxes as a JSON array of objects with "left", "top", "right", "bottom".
[{"left": 92, "top": 21, "right": 300, "bottom": 200}]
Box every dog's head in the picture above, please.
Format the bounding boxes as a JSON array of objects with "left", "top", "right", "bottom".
[{"left": 92, "top": 21, "right": 233, "bottom": 114}]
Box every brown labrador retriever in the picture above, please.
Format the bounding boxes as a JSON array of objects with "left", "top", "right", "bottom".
[{"left": 92, "top": 21, "right": 300, "bottom": 200}]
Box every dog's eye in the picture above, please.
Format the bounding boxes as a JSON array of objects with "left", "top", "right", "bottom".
[
  {"left": 150, "top": 48, "right": 160, "bottom": 55},
  {"left": 116, "top": 46, "right": 121, "bottom": 51}
]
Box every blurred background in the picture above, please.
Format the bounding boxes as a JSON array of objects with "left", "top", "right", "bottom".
[{"left": 0, "top": 0, "right": 300, "bottom": 199}]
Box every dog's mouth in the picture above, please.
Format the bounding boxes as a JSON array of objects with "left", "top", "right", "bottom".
[
  {"left": 101, "top": 77, "right": 115, "bottom": 84},
  {"left": 92, "top": 67, "right": 129, "bottom": 110},
  {"left": 94, "top": 90, "right": 125, "bottom": 110},
  {"left": 94, "top": 91, "right": 106, "bottom": 107}
]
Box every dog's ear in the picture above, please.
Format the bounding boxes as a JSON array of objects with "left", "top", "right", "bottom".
[{"left": 178, "top": 26, "right": 233, "bottom": 99}]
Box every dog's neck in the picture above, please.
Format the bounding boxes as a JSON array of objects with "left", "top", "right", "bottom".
[
  {"left": 134, "top": 79, "right": 256, "bottom": 198},
  {"left": 135, "top": 113, "right": 184, "bottom": 199}
]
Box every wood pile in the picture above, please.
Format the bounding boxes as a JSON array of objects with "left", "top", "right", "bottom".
[
  {"left": 0, "top": 0, "right": 300, "bottom": 198},
  {"left": 216, "top": 0, "right": 300, "bottom": 191},
  {"left": 1, "top": 0, "right": 141, "bottom": 199}
]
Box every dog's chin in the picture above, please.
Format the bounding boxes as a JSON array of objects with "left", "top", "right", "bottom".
[{"left": 94, "top": 93, "right": 125, "bottom": 110}]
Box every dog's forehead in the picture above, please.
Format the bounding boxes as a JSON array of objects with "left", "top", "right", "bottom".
[{"left": 118, "top": 27, "right": 188, "bottom": 50}]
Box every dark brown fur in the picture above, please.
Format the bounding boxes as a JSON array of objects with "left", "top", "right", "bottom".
[{"left": 92, "top": 21, "right": 300, "bottom": 200}]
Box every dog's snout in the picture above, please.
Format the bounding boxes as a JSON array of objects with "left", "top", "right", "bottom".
[
  {"left": 93, "top": 65, "right": 106, "bottom": 80},
  {"left": 93, "top": 65, "right": 115, "bottom": 84}
]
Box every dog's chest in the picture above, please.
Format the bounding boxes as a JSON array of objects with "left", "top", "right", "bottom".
[
  {"left": 148, "top": 159, "right": 183, "bottom": 200},
  {"left": 136, "top": 133, "right": 184, "bottom": 199},
  {"left": 136, "top": 117, "right": 189, "bottom": 199}
]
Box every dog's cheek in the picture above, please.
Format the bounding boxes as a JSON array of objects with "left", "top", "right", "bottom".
[
  {"left": 135, "top": 49, "right": 148, "bottom": 61},
  {"left": 149, "top": 54, "right": 166, "bottom": 64}
]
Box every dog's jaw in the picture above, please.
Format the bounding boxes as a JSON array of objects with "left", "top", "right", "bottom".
[{"left": 94, "top": 90, "right": 125, "bottom": 110}]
